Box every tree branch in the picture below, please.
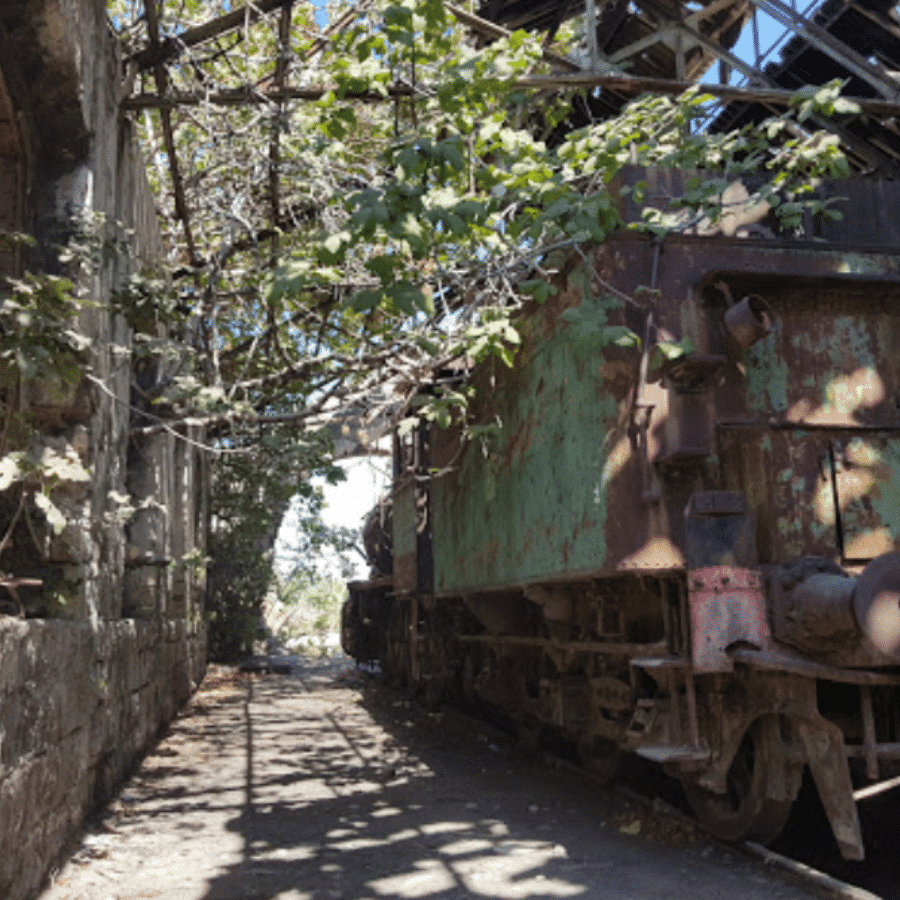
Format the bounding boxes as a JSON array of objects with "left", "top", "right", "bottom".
[{"left": 132, "top": 0, "right": 296, "bottom": 69}]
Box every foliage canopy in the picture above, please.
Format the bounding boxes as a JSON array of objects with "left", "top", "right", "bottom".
[{"left": 108, "top": 0, "right": 854, "bottom": 442}]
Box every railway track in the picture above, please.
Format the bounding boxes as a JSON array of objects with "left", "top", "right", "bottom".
[{"left": 767, "top": 776, "right": 900, "bottom": 900}]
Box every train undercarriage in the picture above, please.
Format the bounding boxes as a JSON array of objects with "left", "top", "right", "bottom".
[{"left": 344, "top": 568, "right": 900, "bottom": 861}]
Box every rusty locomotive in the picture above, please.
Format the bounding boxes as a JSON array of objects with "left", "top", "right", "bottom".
[{"left": 344, "top": 170, "right": 900, "bottom": 861}]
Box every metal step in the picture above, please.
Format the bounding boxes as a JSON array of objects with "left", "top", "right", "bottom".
[
  {"left": 636, "top": 744, "right": 710, "bottom": 764},
  {"left": 631, "top": 655, "right": 691, "bottom": 669}
]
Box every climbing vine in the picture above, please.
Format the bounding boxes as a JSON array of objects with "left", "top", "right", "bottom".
[{"left": 0, "top": 245, "right": 92, "bottom": 614}]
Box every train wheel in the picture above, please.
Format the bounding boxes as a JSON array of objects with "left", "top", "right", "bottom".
[
  {"left": 681, "top": 716, "right": 800, "bottom": 845},
  {"left": 578, "top": 735, "right": 623, "bottom": 784},
  {"left": 515, "top": 714, "right": 543, "bottom": 749},
  {"left": 382, "top": 641, "right": 408, "bottom": 688}
]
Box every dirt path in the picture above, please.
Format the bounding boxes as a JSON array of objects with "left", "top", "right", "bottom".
[{"left": 40, "top": 657, "right": 825, "bottom": 900}]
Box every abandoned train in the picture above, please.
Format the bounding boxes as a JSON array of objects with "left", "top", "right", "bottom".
[{"left": 343, "top": 171, "right": 900, "bottom": 861}]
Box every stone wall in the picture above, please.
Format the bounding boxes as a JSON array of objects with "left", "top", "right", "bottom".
[
  {"left": 0, "top": 619, "right": 206, "bottom": 900},
  {"left": 0, "top": 2, "right": 208, "bottom": 898}
]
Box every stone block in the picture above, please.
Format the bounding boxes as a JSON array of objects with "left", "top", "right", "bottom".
[
  {"left": 22, "top": 755, "right": 48, "bottom": 835},
  {"left": 56, "top": 621, "right": 82, "bottom": 673},
  {"left": 139, "top": 683, "right": 159, "bottom": 739},
  {"left": 174, "top": 661, "right": 191, "bottom": 705},
  {"left": 59, "top": 727, "right": 90, "bottom": 790},
  {"left": 158, "top": 679, "right": 174, "bottom": 724},
  {"left": 41, "top": 682, "right": 63, "bottom": 748},
  {"left": 0, "top": 848, "right": 16, "bottom": 900},
  {"left": 67, "top": 624, "right": 94, "bottom": 680},
  {"left": 0, "top": 694, "right": 18, "bottom": 769},
  {"left": 0, "top": 767, "right": 27, "bottom": 864},
  {"left": 87, "top": 705, "right": 110, "bottom": 764},
  {"left": 0, "top": 628, "right": 19, "bottom": 697},
  {"left": 68, "top": 767, "right": 92, "bottom": 817},
  {"left": 135, "top": 619, "right": 153, "bottom": 650},
  {"left": 58, "top": 672, "right": 94, "bottom": 739},
  {"left": 32, "top": 624, "right": 54, "bottom": 681},
  {"left": 5, "top": 686, "right": 44, "bottom": 767},
  {"left": 126, "top": 644, "right": 143, "bottom": 692},
  {"left": 124, "top": 569, "right": 163, "bottom": 619},
  {"left": 13, "top": 827, "right": 48, "bottom": 900},
  {"left": 42, "top": 745, "right": 66, "bottom": 812},
  {"left": 140, "top": 647, "right": 152, "bottom": 688},
  {"left": 43, "top": 804, "right": 72, "bottom": 869},
  {"left": 25, "top": 752, "right": 58, "bottom": 835},
  {"left": 17, "top": 627, "right": 39, "bottom": 684},
  {"left": 93, "top": 625, "right": 109, "bottom": 662}
]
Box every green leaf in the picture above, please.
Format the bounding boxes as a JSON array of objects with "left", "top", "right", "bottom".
[
  {"left": 366, "top": 254, "right": 402, "bottom": 284},
  {"left": 34, "top": 491, "right": 67, "bottom": 534},
  {"left": 392, "top": 282, "right": 429, "bottom": 316},
  {"left": 397, "top": 416, "right": 419, "bottom": 438},
  {"left": 601, "top": 326, "right": 640, "bottom": 349},
  {"left": 414, "top": 335, "right": 441, "bottom": 355},
  {"left": 832, "top": 97, "right": 861, "bottom": 115},
  {"left": 0, "top": 453, "right": 23, "bottom": 491},
  {"left": 37, "top": 447, "right": 90, "bottom": 483},
  {"left": 518, "top": 279, "right": 556, "bottom": 304},
  {"left": 345, "top": 289, "right": 382, "bottom": 313},
  {"left": 650, "top": 336, "right": 695, "bottom": 371},
  {"left": 543, "top": 197, "right": 572, "bottom": 219},
  {"left": 797, "top": 99, "right": 815, "bottom": 123},
  {"left": 323, "top": 231, "right": 348, "bottom": 256}
]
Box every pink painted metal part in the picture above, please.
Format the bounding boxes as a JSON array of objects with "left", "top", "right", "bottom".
[{"left": 688, "top": 566, "right": 771, "bottom": 672}]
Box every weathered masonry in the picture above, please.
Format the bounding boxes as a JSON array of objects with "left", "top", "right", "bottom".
[{"left": 0, "top": 3, "right": 206, "bottom": 899}]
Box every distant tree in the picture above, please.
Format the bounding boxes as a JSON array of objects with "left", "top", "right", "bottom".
[{"left": 204, "top": 428, "right": 346, "bottom": 660}]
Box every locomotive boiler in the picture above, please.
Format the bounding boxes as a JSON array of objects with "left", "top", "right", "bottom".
[{"left": 343, "top": 169, "right": 900, "bottom": 861}]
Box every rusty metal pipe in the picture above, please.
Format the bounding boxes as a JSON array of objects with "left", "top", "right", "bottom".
[
  {"left": 775, "top": 553, "right": 900, "bottom": 662},
  {"left": 789, "top": 573, "right": 857, "bottom": 642}
]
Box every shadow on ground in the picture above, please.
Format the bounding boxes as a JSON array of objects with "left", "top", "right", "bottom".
[
  {"left": 184, "top": 663, "right": 798, "bottom": 900},
  {"left": 205, "top": 669, "right": 612, "bottom": 900}
]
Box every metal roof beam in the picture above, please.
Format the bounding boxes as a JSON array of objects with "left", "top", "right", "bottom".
[
  {"left": 132, "top": 0, "right": 295, "bottom": 70},
  {"left": 445, "top": 3, "right": 588, "bottom": 71},
  {"left": 749, "top": 0, "right": 900, "bottom": 98}
]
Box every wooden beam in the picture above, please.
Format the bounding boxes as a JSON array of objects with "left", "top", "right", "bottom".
[
  {"left": 133, "top": 0, "right": 295, "bottom": 69},
  {"left": 143, "top": 0, "right": 198, "bottom": 265},
  {"left": 123, "top": 83, "right": 415, "bottom": 109},
  {"left": 268, "top": 1, "right": 293, "bottom": 265},
  {"left": 122, "top": 73, "right": 900, "bottom": 119},
  {"left": 445, "top": 3, "right": 586, "bottom": 72}
]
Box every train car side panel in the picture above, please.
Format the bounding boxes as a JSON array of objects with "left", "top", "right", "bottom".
[{"left": 430, "top": 280, "right": 680, "bottom": 595}]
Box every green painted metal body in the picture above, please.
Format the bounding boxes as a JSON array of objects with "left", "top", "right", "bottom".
[
  {"left": 411, "top": 226, "right": 900, "bottom": 597},
  {"left": 430, "top": 307, "right": 623, "bottom": 595}
]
